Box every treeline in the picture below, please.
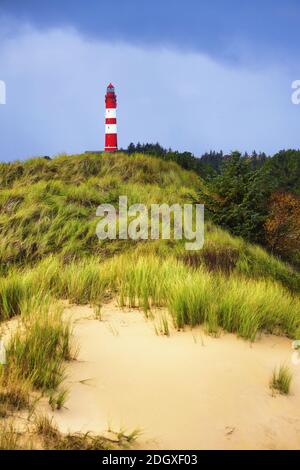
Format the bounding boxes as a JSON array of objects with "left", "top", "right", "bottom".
[
  {"left": 125, "top": 143, "right": 300, "bottom": 267},
  {"left": 125, "top": 142, "right": 268, "bottom": 177},
  {"left": 202, "top": 150, "right": 300, "bottom": 260}
]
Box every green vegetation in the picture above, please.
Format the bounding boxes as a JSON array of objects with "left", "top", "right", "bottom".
[
  {"left": 0, "top": 151, "right": 299, "bottom": 443},
  {"left": 127, "top": 144, "right": 300, "bottom": 266},
  {"left": 126, "top": 142, "right": 267, "bottom": 177},
  {"left": 6, "top": 306, "right": 72, "bottom": 390},
  {"left": 201, "top": 151, "right": 300, "bottom": 261},
  {"left": 0, "top": 293, "right": 73, "bottom": 419},
  {"left": 0, "top": 153, "right": 299, "bottom": 337},
  {"left": 270, "top": 365, "right": 292, "bottom": 395},
  {"left": 0, "top": 373, "right": 31, "bottom": 417},
  {"left": 0, "top": 152, "right": 299, "bottom": 289},
  {"left": 0, "top": 415, "right": 137, "bottom": 450},
  {"left": 33, "top": 414, "right": 134, "bottom": 450},
  {"left": 0, "top": 153, "right": 198, "bottom": 270},
  {"left": 0, "top": 420, "right": 26, "bottom": 450},
  {"left": 0, "top": 254, "right": 299, "bottom": 342}
]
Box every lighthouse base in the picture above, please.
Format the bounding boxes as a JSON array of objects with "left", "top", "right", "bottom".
[{"left": 104, "top": 147, "right": 118, "bottom": 152}]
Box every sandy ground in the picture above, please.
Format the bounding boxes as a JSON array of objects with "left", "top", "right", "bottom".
[{"left": 48, "top": 302, "right": 300, "bottom": 450}]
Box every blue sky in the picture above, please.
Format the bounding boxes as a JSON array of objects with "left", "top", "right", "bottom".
[{"left": 0, "top": 0, "right": 299, "bottom": 161}]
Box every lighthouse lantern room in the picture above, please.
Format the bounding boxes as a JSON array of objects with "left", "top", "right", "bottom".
[{"left": 104, "top": 83, "right": 118, "bottom": 152}]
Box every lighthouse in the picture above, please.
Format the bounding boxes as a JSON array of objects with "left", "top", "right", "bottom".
[{"left": 104, "top": 83, "right": 118, "bottom": 152}]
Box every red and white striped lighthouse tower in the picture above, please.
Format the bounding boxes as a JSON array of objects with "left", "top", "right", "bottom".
[{"left": 104, "top": 83, "right": 118, "bottom": 152}]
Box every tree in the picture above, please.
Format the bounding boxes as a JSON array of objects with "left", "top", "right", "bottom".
[
  {"left": 127, "top": 142, "right": 136, "bottom": 154},
  {"left": 264, "top": 192, "right": 300, "bottom": 263},
  {"left": 262, "top": 150, "right": 300, "bottom": 195},
  {"left": 202, "top": 152, "right": 273, "bottom": 242}
]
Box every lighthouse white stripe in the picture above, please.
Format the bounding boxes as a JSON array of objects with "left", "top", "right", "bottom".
[
  {"left": 105, "top": 124, "right": 117, "bottom": 134},
  {"left": 105, "top": 108, "right": 116, "bottom": 118}
]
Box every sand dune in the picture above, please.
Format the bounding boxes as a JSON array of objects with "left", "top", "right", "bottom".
[{"left": 49, "top": 302, "right": 300, "bottom": 449}]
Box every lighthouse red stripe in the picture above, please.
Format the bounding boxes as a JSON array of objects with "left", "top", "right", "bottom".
[
  {"left": 105, "top": 98, "right": 116, "bottom": 108},
  {"left": 104, "top": 84, "right": 118, "bottom": 152}
]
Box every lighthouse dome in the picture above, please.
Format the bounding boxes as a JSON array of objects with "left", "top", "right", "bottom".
[{"left": 107, "top": 83, "right": 115, "bottom": 93}]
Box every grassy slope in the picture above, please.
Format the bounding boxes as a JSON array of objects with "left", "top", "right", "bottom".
[
  {"left": 0, "top": 152, "right": 299, "bottom": 341},
  {"left": 0, "top": 152, "right": 299, "bottom": 289},
  {"left": 0, "top": 152, "right": 299, "bottom": 447},
  {"left": 0, "top": 153, "right": 200, "bottom": 266},
  {"left": 0, "top": 151, "right": 300, "bottom": 430}
]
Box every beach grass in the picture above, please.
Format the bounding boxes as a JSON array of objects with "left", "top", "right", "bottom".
[
  {"left": 0, "top": 299, "right": 73, "bottom": 416},
  {"left": 0, "top": 152, "right": 299, "bottom": 449},
  {"left": 1, "top": 253, "right": 299, "bottom": 342},
  {"left": 270, "top": 365, "right": 292, "bottom": 395}
]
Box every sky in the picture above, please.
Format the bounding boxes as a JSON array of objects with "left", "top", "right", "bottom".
[{"left": 0, "top": 0, "right": 300, "bottom": 161}]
